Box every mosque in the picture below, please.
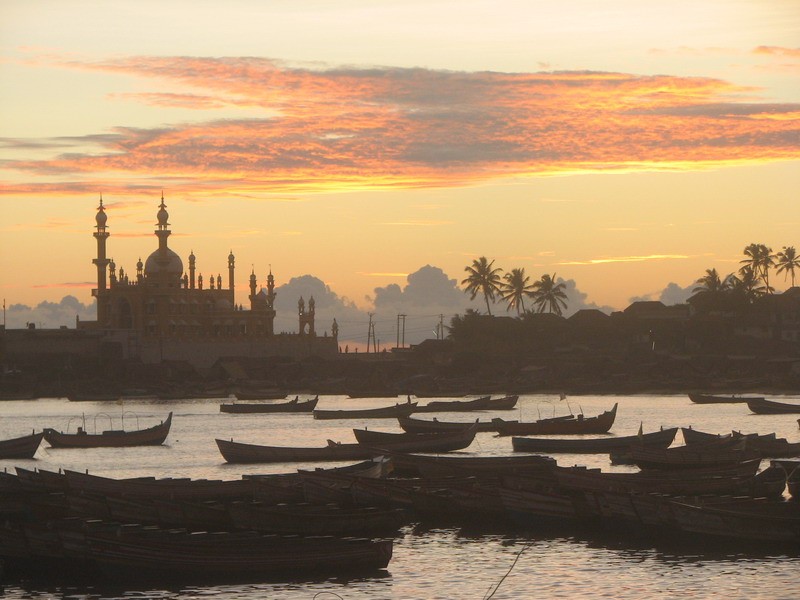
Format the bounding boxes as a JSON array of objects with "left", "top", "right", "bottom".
[{"left": 74, "top": 195, "right": 338, "bottom": 366}]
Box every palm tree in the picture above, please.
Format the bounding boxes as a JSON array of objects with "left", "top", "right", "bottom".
[
  {"left": 693, "top": 268, "right": 729, "bottom": 295},
  {"left": 740, "top": 243, "right": 775, "bottom": 293},
  {"left": 775, "top": 246, "right": 799, "bottom": 288},
  {"left": 531, "top": 273, "right": 568, "bottom": 316},
  {"left": 500, "top": 268, "right": 535, "bottom": 315},
  {"left": 461, "top": 257, "right": 503, "bottom": 315},
  {"left": 729, "top": 265, "right": 767, "bottom": 303}
]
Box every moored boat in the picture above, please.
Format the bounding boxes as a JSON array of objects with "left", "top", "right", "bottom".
[
  {"left": 494, "top": 403, "right": 618, "bottom": 436},
  {"left": 747, "top": 398, "right": 800, "bottom": 415},
  {"left": 313, "top": 402, "right": 417, "bottom": 420},
  {"left": 688, "top": 393, "right": 760, "bottom": 404},
  {"left": 220, "top": 396, "right": 318, "bottom": 413},
  {"left": 352, "top": 424, "right": 478, "bottom": 453},
  {"left": 43, "top": 413, "right": 172, "bottom": 448},
  {"left": 413, "top": 396, "right": 490, "bottom": 413},
  {"left": 0, "top": 431, "right": 44, "bottom": 459},
  {"left": 511, "top": 426, "right": 677, "bottom": 454},
  {"left": 397, "top": 415, "right": 496, "bottom": 434}
]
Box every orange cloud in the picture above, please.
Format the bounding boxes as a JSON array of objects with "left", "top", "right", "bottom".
[{"left": 2, "top": 56, "right": 798, "bottom": 197}]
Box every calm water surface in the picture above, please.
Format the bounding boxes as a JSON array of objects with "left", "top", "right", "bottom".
[{"left": 1, "top": 394, "right": 799, "bottom": 599}]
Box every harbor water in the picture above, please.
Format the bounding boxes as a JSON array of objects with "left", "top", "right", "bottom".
[{"left": 1, "top": 393, "right": 799, "bottom": 599}]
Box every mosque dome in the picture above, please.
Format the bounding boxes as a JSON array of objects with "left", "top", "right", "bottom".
[{"left": 144, "top": 248, "right": 184, "bottom": 278}]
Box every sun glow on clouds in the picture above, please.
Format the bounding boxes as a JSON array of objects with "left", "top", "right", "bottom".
[
  {"left": 1, "top": 55, "right": 799, "bottom": 197},
  {"left": 559, "top": 254, "right": 690, "bottom": 266}
]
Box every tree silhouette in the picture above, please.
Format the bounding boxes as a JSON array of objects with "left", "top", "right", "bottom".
[
  {"left": 729, "top": 265, "right": 767, "bottom": 303},
  {"left": 740, "top": 243, "right": 774, "bottom": 293},
  {"left": 500, "top": 268, "right": 534, "bottom": 315},
  {"left": 775, "top": 246, "right": 799, "bottom": 288},
  {"left": 531, "top": 273, "right": 568, "bottom": 316},
  {"left": 693, "top": 268, "right": 730, "bottom": 295},
  {"left": 461, "top": 257, "right": 503, "bottom": 316}
]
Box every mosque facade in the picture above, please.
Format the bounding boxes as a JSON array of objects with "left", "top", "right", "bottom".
[{"left": 76, "top": 196, "right": 338, "bottom": 366}]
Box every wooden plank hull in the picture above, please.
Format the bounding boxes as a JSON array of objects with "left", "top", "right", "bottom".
[
  {"left": 511, "top": 426, "right": 677, "bottom": 454},
  {"left": 397, "top": 415, "right": 495, "bottom": 433},
  {"left": 220, "top": 396, "right": 318, "bottom": 413},
  {"left": 495, "top": 403, "right": 617, "bottom": 436},
  {"left": 413, "top": 396, "right": 490, "bottom": 413},
  {"left": 43, "top": 413, "right": 172, "bottom": 448},
  {"left": 313, "top": 402, "right": 417, "bottom": 420},
  {"left": 688, "top": 393, "right": 758, "bottom": 404},
  {"left": 0, "top": 432, "right": 44, "bottom": 459},
  {"left": 747, "top": 398, "right": 800, "bottom": 414},
  {"left": 352, "top": 425, "right": 478, "bottom": 453}
]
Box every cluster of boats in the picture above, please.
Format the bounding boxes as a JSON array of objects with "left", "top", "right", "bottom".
[
  {"left": 2, "top": 391, "right": 800, "bottom": 582},
  {"left": 690, "top": 393, "right": 800, "bottom": 415}
]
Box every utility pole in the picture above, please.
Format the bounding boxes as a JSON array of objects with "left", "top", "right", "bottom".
[
  {"left": 367, "top": 313, "right": 377, "bottom": 353},
  {"left": 396, "top": 314, "right": 406, "bottom": 348},
  {"left": 437, "top": 314, "right": 444, "bottom": 340}
]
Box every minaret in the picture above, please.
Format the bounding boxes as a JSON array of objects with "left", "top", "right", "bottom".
[
  {"left": 136, "top": 257, "right": 143, "bottom": 283},
  {"left": 189, "top": 251, "right": 196, "bottom": 289},
  {"left": 92, "top": 196, "right": 110, "bottom": 297},
  {"left": 249, "top": 269, "right": 257, "bottom": 309},
  {"left": 155, "top": 192, "right": 171, "bottom": 254},
  {"left": 228, "top": 250, "right": 235, "bottom": 292},
  {"left": 266, "top": 269, "right": 276, "bottom": 309}
]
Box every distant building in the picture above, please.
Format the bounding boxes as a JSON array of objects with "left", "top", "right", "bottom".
[{"left": 5, "top": 196, "right": 338, "bottom": 369}]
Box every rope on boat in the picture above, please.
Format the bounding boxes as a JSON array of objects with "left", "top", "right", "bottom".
[{"left": 483, "top": 542, "right": 531, "bottom": 600}]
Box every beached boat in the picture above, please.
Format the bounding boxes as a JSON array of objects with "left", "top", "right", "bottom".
[
  {"left": 387, "top": 452, "right": 556, "bottom": 478},
  {"left": 42, "top": 413, "right": 172, "bottom": 448},
  {"left": 413, "top": 396, "right": 490, "bottom": 413},
  {"left": 626, "top": 441, "right": 760, "bottom": 470},
  {"left": 67, "top": 392, "right": 119, "bottom": 402},
  {"left": 511, "top": 426, "right": 677, "bottom": 454},
  {"left": 351, "top": 424, "right": 478, "bottom": 453},
  {"left": 688, "top": 393, "right": 760, "bottom": 404},
  {"left": 0, "top": 431, "right": 44, "bottom": 459},
  {"left": 747, "top": 398, "right": 800, "bottom": 415},
  {"left": 313, "top": 402, "right": 417, "bottom": 420},
  {"left": 494, "top": 403, "right": 618, "bottom": 436},
  {"left": 397, "top": 415, "right": 496, "bottom": 434},
  {"left": 220, "top": 396, "right": 318, "bottom": 413}
]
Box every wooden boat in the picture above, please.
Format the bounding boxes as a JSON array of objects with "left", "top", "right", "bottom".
[
  {"left": 772, "top": 459, "right": 800, "bottom": 500},
  {"left": 747, "top": 398, "right": 800, "bottom": 415},
  {"left": 67, "top": 392, "right": 119, "bottom": 402},
  {"left": 485, "top": 395, "right": 520, "bottom": 410},
  {"left": 43, "top": 413, "right": 172, "bottom": 448},
  {"left": 494, "top": 403, "right": 617, "bottom": 436},
  {"left": 627, "top": 442, "right": 760, "bottom": 470},
  {"left": 688, "top": 393, "right": 760, "bottom": 404},
  {"left": 218, "top": 425, "right": 476, "bottom": 463},
  {"left": 387, "top": 452, "right": 556, "bottom": 478},
  {"left": 351, "top": 424, "right": 478, "bottom": 453},
  {"left": 413, "top": 396, "right": 490, "bottom": 413},
  {"left": 35, "top": 520, "right": 394, "bottom": 578},
  {"left": 511, "top": 426, "right": 677, "bottom": 454},
  {"left": 220, "top": 396, "right": 318, "bottom": 413},
  {"left": 0, "top": 431, "right": 44, "bottom": 459},
  {"left": 397, "top": 415, "right": 496, "bottom": 434},
  {"left": 313, "top": 402, "right": 417, "bottom": 420}
]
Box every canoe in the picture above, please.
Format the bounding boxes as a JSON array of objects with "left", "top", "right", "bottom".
[
  {"left": 413, "top": 396, "right": 490, "bottom": 413},
  {"left": 494, "top": 403, "right": 617, "bottom": 436},
  {"left": 397, "top": 415, "right": 497, "bottom": 434},
  {"left": 43, "top": 413, "right": 172, "bottom": 448},
  {"left": 486, "top": 395, "right": 520, "bottom": 410},
  {"left": 0, "top": 431, "right": 44, "bottom": 459},
  {"left": 511, "top": 426, "right": 677, "bottom": 454},
  {"left": 688, "top": 393, "right": 760, "bottom": 404},
  {"left": 313, "top": 402, "right": 417, "bottom": 420},
  {"left": 747, "top": 398, "right": 800, "bottom": 415},
  {"left": 626, "top": 442, "right": 760, "bottom": 470},
  {"left": 386, "top": 452, "right": 557, "bottom": 478},
  {"left": 220, "top": 396, "right": 318, "bottom": 413},
  {"left": 218, "top": 425, "right": 476, "bottom": 464},
  {"left": 352, "top": 424, "right": 478, "bottom": 453}
]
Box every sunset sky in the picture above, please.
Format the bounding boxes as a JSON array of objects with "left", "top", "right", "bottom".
[{"left": 1, "top": 1, "right": 798, "bottom": 342}]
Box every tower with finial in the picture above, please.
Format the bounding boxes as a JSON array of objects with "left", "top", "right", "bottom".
[
  {"left": 92, "top": 195, "right": 111, "bottom": 298},
  {"left": 228, "top": 250, "right": 235, "bottom": 293}
]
